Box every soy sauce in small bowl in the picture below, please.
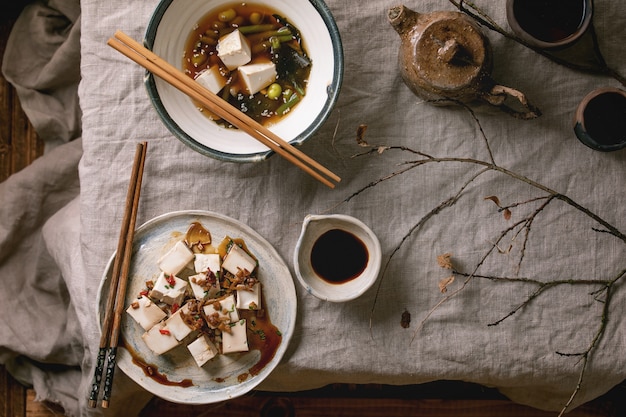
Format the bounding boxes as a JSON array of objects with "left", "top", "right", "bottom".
[
  {"left": 293, "top": 214, "right": 382, "bottom": 302},
  {"left": 310, "top": 229, "right": 368, "bottom": 284}
]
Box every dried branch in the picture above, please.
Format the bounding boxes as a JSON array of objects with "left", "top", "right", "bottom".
[
  {"left": 346, "top": 103, "right": 625, "bottom": 414},
  {"left": 368, "top": 167, "right": 491, "bottom": 337}
]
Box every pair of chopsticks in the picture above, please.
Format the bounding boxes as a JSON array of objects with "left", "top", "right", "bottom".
[
  {"left": 88, "top": 142, "right": 147, "bottom": 408},
  {"left": 107, "top": 30, "right": 340, "bottom": 189}
]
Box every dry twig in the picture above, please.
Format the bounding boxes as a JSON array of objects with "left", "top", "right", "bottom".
[{"left": 343, "top": 102, "right": 625, "bottom": 415}]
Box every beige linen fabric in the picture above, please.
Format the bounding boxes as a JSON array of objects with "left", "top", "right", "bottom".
[{"left": 2, "top": 0, "right": 626, "bottom": 416}]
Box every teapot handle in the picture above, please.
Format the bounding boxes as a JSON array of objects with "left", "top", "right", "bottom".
[{"left": 481, "top": 84, "right": 542, "bottom": 120}]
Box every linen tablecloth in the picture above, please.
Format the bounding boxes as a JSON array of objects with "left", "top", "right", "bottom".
[{"left": 2, "top": 0, "right": 626, "bottom": 416}]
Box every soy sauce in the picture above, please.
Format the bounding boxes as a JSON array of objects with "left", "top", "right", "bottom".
[
  {"left": 513, "top": 0, "right": 586, "bottom": 42},
  {"left": 310, "top": 229, "right": 368, "bottom": 284},
  {"left": 583, "top": 92, "right": 626, "bottom": 146}
]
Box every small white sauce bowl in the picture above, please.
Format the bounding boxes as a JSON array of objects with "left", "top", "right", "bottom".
[
  {"left": 293, "top": 214, "right": 382, "bottom": 302},
  {"left": 144, "top": 0, "right": 344, "bottom": 162}
]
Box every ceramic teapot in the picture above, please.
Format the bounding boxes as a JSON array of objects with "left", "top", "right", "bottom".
[{"left": 388, "top": 5, "right": 540, "bottom": 119}]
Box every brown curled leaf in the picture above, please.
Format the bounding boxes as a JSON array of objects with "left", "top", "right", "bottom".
[
  {"left": 401, "top": 309, "right": 411, "bottom": 328},
  {"left": 356, "top": 124, "right": 369, "bottom": 147},
  {"left": 439, "top": 276, "right": 455, "bottom": 293},
  {"left": 503, "top": 208, "right": 512, "bottom": 220},
  {"left": 437, "top": 253, "right": 453, "bottom": 269},
  {"left": 485, "top": 195, "right": 502, "bottom": 207}
]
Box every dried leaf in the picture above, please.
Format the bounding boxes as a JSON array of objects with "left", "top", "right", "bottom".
[
  {"left": 356, "top": 124, "right": 369, "bottom": 147},
  {"left": 437, "top": 253, "right": 453, "bottom": 269},
  {"left": 400, "top": 309, "right": 411, "bottom": 328},
  {"left": 439, "top": 276, "right": 455, "bottom": 293},
  {"left": 377, "top": 146, "right": 388, "bottom": 154},
  {"left": 485, "top": 195, "right": 502, "bottom": 207},
  {"left": 503, "top": 208, "right": 512, "bottom": 220}
]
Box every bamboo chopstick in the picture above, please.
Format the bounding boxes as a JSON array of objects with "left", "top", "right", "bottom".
[
  {"left": 88, "top": 141, "right": 147, "bottom": 408},
  {"left": 107, "top": 30, "right": 340, "bottom": 189}
]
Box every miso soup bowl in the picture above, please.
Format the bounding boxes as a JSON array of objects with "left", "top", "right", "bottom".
[
  {"left": 144, "top": 0, "right": 344, "bottom": 162},
  {"left": 293, "top": 214, "right": 382, "bottom": 303}
]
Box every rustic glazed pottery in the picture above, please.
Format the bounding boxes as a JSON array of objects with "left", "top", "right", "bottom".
[
  {"left": 388, "top": 4, "right": 540, "bottom": 119},
  {"left": 506, "top": 0, "right": 593, "bottom": 50},
  {"left": 573, "top": 87, "right": 626, "bottom": 152}
]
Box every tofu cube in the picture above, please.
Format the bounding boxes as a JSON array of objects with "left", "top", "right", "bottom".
[
  {"left": 195, "top": 65, "right": 227, "bottom": 94},
  {"left": 217, "top": 29, "right": 251, "bottom": 70},
  {"left": 203, "top": 294, "right": 239, "bottom": 328},
  {"left": 194, "top": 253, "right": 221, "bottom": 275},
  {"left": 187, "top": 335, "right": 219, "bottom": 367},
  {"left": 142, "top": 322, "right": 180, "bottom": 355},
  {"left": 126, "top": 296, "right": 167, "bottom": 331},
  {"left": 164, "top": 303, "right": 193, "bottom": 341},
  {"left": 236, "top": 282, "right": 262, "bottom": 311},
  {"left": 238, "top": 62, "right": 277, "bottom": 95},
  {"left": 222, "top": 244, "right": 257, "bottom": 276},
  {"left": 157, "top": 241, "right": 194, "bottom": 276},
  {"left": 149, "top": 271, "right": 188, "bottom": 306},
  {"left": 189, "top": 272, "right": 220, "bottom": 300},
  {"left": 222, "top": 319, "right": 249, "bottom": 354}
]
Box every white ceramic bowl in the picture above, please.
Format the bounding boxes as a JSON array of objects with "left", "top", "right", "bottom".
[
  {"left": 144, "top": 0, "right": 343, "bottom": 162},
  {"left": 293, "top": 214, "right": 382, "bottom": 302}
]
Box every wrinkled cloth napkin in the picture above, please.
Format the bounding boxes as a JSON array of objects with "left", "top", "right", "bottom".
[
  {"left": 2, "top": 0, "right": 626, "bottom": 416},
  {"left": 1, "top": 1, "right": 149, "bottom": 416}
]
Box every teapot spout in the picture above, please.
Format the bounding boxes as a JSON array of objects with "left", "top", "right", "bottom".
[{"left": 388, "top": 4, "right": 421, "bottom": 36}]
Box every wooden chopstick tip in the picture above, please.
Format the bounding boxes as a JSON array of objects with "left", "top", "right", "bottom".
[{"left": 87, "top": 140, "right": 147, "bottom": 408}]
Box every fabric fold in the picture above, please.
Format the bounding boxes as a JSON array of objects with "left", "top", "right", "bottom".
[
  {"left": 0, "top": 0, "right": 85, "bottom": 414},
  {"left": 2, "top": 0, "right": 82, "bottom": 150}
]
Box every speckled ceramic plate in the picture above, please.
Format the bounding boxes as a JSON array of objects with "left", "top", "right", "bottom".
[{"left": 96, "top": 210, "right": 296, "bottom": 404}]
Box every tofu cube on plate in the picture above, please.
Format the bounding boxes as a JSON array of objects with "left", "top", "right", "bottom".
[
  {"left": 194, "top": 253, "right": 221, "bottom": 275},
  {"left": 126, "top": 296, "right": 167, "bottom": 331},
  {"left": 164, "top": 303, "right": 194, "bottom": 341},
  {"left": 157, "top": 240, "right": 194, "bottom": 276},
  {"left": 222, "top": 244, "right": 256, "bottom": 276},
  {"left": 142, "top": 322, "right": 180, "bottom": 355},
  {"left": 236, "top": 282, "right": 261, "bottom": 310},
  {"left": 149, "top": 271, "right": 188, "bottom": 306},
  {"left": 222, "top": 319, "right": 249, "bottom": 354},
  {"left": 187, "top": 335, "right": 219, "bottom": 367},
  {"left": 202, "top": 294, "right": 239, "bottom": 328},
  {"left": 189, "top": 272, "right": 220, "bottom": 300}
]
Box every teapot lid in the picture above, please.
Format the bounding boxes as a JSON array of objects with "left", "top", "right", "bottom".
[{"left": 415, "top": 14, "right": 491, "bottom": 91}]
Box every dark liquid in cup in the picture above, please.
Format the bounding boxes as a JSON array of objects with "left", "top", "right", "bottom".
[
  {"left": 513, "top": 0, "right": 586, "bottom": 42},
  {"left": 583, "top": 92, "right": 626, "bottom": 146},
  {"left": 310, "top": 229, "right": 368, "bottom": 284}
]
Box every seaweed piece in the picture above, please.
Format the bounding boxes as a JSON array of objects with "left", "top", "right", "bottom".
[{"left": 271, "top": 13, "right": 311, "bottom": 79}]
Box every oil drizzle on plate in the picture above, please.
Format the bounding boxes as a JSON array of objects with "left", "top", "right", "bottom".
[{"left": 124, "top": 341, "right": 194, "bottom": 387}]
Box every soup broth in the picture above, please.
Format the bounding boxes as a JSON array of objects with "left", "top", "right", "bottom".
[{"left": 183, "top": 2, "right": 312, "bottom": 127}]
